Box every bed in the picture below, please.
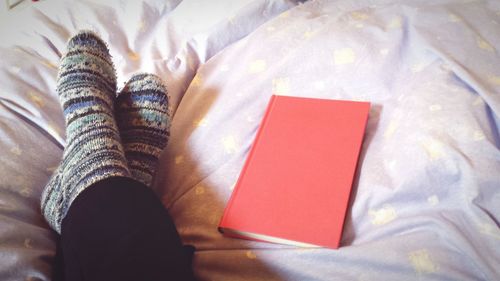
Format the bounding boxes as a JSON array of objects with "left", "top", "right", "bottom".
[{"left": 0, "top": 0, "right": 499, "bottom": 280}]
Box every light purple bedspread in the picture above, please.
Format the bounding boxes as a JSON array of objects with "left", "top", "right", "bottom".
[{"left": 1, "top": 0, "right": 499, "bottom": 280}]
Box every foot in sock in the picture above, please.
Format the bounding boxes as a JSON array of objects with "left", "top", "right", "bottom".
[
  {"left": 115, "top": 73, "right": 170, "bottom": 187},
  {"left": 41, "top": 31, "right": 130, "bottom": 233}
]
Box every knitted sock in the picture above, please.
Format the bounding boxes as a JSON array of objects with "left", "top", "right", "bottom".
[
  {"left": 41, "top": 31, "right": 130, "bottom": 233},
  {"left": 115, "top": 73, "right": 170, "bottom": 187}
]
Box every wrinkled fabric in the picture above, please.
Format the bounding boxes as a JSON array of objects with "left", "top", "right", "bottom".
[
  {"left": 0, "top": 0, "right": 499, "bottom": 280},
  {"left": 0, "top": 0, "right": 298, "bottom": 280},
  {"left": 156, "top": 0, "right": 500, "bottom": 280}
]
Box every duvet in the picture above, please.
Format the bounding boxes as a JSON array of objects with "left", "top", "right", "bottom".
[{"left": 0, "top": 0, "right": 499, "bottom": 280}]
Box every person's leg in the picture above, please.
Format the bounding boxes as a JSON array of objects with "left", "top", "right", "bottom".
[
  {"left": 115, "top": 73, "right": 171, "bottom": 187},
  {"left": 60, "top": 177, "right": 195, "bottom": 281},
  {"left": 41, "top": 31, "right": 194, "bottom": 280},
  {"left": 41, "top": 30, "right": 130, "bottom": 233}
]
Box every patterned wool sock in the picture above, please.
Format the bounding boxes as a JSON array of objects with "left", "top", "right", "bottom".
[
  {"left": 115, "top": 73, "right": 170, "bottom": 187},
  {"left": 41, "top": 31, "right": 130, "bottom": 233}
]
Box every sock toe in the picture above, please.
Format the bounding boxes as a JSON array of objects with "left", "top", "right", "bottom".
[
  {"left": 121, "top": 73, "right": 168, "bottom": 94},
  {"left": 67, "top": 30, "right": 110, "bottom": 55},
  {"left": 58, "top": 31, "right": 117, "bottom": 98}
]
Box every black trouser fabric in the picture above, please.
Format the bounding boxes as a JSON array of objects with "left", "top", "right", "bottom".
[{"left": 53, "top": 177, "right": 195, "bottom": 281}]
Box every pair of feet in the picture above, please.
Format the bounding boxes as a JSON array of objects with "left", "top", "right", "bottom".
[{"left": 41, "top": 31, "right": 170, "bottom": 233}]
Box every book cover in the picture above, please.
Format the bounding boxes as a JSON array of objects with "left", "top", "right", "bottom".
[{"left": 218, "top": 95, "right": 370, "bottom": 249}]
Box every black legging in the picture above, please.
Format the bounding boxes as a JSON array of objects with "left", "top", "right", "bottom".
[{"left": 53, "top": 177, "right": 195, "bottom": 281}]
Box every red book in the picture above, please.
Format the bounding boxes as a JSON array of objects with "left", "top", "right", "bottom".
[{"left": 218, "top": 95, "right": 370, "bottom": 249}]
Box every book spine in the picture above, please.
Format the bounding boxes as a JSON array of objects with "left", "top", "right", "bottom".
[{"left": 218, "top": 95, "right": 279, "bottom": 232}]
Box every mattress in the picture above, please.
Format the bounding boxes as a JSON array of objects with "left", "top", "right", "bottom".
[{"left": 1, "top": 0, "right": 499, "bottom": 280}]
